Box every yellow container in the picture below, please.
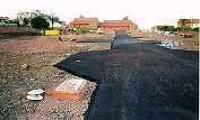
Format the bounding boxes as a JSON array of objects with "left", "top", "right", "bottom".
[{"left": 44, "top": 30, "right": 60, "bottom": 36}]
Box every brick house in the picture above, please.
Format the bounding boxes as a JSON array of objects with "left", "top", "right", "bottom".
[
  {"left": 98, "top": 20, "right": 137, "bottom": 32},
  {"left": 177, "top": 19, "right": 199, "bottom": 29},
  {"left": 69, "top": 18, "right": 99, "bottom": 30}
]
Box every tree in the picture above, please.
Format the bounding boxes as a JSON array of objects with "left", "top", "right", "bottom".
[
  {"left": 17, "top": 10, "right": 49, "bottom": 27},
  {"left": 123, "top": 16, "right": 129, "bottom": 20},
  {"left": 53, "top": 17, "right": 59, "bottom": 22},
  {"left": 46, "top": 15, "right": 59, "bottom": 29},
  {"left": 23, "top": 18, "right": 29, "bottom": 26},
  {"left": 80, "top": 15, "right": 84, "bottom": 18},
  {"left": 31, "top": 16, "right": 50, "bottom": 29},
  {"left": 192, "top": 27, "right": 199, "bottom": 32},
  {"left": 12, "top": 19, "right": 20, "bottom": 26}
]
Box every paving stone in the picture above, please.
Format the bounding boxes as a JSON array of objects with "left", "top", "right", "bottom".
[{"left": 51, "top": 78, "right": 89, "bottom": 101}]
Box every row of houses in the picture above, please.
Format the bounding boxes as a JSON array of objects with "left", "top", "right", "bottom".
[
  {"left": 177, "top": 19, "right": 199, "bottom": 29},
  {"left": 152, "top": 18, "right": 199, "bottom": 32},
  {"left": 69, "top": 17, "right": 138, "bottom": 32}
]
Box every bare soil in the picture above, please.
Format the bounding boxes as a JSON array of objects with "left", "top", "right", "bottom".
[{"left": 0, "top": 34, "right": 111, "bottom": 119}]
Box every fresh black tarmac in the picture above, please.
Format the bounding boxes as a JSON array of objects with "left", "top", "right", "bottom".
[{"left": 55, "top": 32, "right": 199, "bottom": 120}]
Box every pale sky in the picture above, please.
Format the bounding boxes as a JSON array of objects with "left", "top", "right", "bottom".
[{"left": 0, "top": 0, "right": 200, "bottom": 29}]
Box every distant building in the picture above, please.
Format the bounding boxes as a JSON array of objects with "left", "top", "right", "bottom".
[
  {"left": 177, "top": 19, "right": 199, "bottom": 29},
  {"left": 69, "top": 17, "right": 138, "bottom": 33},
  {"left": 98, "top": 20, "right": 137, "bottom": 32},
  {"left": 69, "top": 17, "right": 99, "bottom": 30}
]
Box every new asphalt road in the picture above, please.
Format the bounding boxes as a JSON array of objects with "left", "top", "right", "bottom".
[{"left": 56, "top": 32, "right": 199, "bottom": 120}]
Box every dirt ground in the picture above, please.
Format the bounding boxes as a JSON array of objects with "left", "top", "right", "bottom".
[
  {"left": 0, "top": 32, "right": 198, "bottom": 119},
  {"left": 0, "top": 33, "right": 111, "bottom": 119}
]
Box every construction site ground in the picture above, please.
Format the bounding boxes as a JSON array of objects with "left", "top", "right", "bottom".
[
  {"left": 0, "top": 33, "right": 112, "bottom": 119},
  {"left": 0, "top": 32, "right": 199, "bottom": 120},
  {"left": 56, "top": 32, "right": 199, "bottom": 120}
]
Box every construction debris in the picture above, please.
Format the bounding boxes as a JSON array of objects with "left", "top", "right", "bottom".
[
  {"left": 27, "top": 89, "right": 44, "bottom": 101},
  {"left": 157, "top": 40, "right": 179, "bottom": 49},
  {"left": 26, "top": 94, "right": 43, "bottom": 101},
  {"left": 76, "top": 60, "right": 81, "bottom": 63},
  {"left": 26, "top": 78, "right": 97, "bottom": 120},
  {"left": 21, "top": 64, "right": 29, "bottom": 69},
  {"left": 0, "top": 34, "right": 110, "bottom": 119},
  {"left": 27, "top": 89, "right": 44, "bottom": 95},
  {"left": 65, "top": 53, "right": 71, "bottom": 56},
  {"left": 51, "top": 78, "right": 88, "bottom": 101}
]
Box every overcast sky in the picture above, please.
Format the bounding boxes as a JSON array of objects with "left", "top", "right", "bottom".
[{"left": 0, "top": 0, "right": 199, "bottom": 29}]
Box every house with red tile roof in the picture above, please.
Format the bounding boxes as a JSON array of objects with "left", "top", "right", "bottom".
[
  {"left": 69, "top": 17, "right": 99, "bottom": 30},
  {"left": 98, "top": 20, "right": 137, "bottom": 32},
  {"left": 177, "top": 19, "right": 199, "bottom": 29},
  {"left": 69, "top": 17, "right": 138, "bottom": 33}
]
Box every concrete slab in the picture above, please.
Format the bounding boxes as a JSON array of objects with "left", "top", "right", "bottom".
[
  {"left": 51, "top": 78, "right": 88, "bottom": 101},
  {"left": 55, "top": 78, "right": 86, "bottom": 93}
]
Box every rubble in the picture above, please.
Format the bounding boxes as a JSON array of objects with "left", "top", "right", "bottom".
[
  {"left": 27, "top": 89, "right": 44, "bottom": 95},
  {"left": 135, "top": 30, "right": 199, "bottom": 51},
  {"left": 76, "top": 60, "right": 81, "bottom": 63},
  {"left": 27, "top": 89, "right": 44, "bottom": 101},
  {"left": 21, "top": 64, "right": 29, "bottom": 69},
  {"left": 26, "top": 94, "right": 43, "bottom": 101},
  {"left": 157, "top": 40, "right": 180, "bottom": 49}
]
